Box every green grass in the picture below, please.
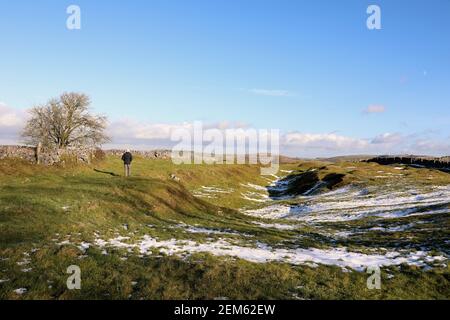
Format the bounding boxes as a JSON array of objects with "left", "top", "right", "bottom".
[{"left": 0, "top": 157, "right": 449, "bottom": 299}]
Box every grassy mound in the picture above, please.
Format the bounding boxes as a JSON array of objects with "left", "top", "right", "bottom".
[{"left": 0, "top": 157, "right": 449, "bottom": 300}]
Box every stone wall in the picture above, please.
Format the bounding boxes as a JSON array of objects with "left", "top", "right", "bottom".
[
  {"left": 366, "top": 155, "right": 450, "bottom": 170},
  {"left": 0, "top": 145, "right": 172, "bottom": 165},
  {"left": 38, "top": 147, "right": 99, "bottom": 166},
  {"left": 104, "top": 149, "right": 172, "bottom": 160},
  {"left": 0, "top": 145, "right": 101, "bottom": 166},
  {"left": 0, "top": 145, "right": 37, "bottom": 163}
]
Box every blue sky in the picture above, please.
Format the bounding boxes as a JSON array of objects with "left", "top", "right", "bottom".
[{"left": 0, "top": 0, "right": 449, "bottom": 156}]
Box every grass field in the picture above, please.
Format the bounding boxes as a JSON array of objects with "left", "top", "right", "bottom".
[{"left": 0, "top": 156, "right": 449, "bottom": 299}]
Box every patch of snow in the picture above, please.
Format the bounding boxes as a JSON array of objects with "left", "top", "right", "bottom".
[
  {"left": 241, "top": 183, "right": 267, "bottom": 191},
  {"left": 369, "top": 223, "right": 415, "bottom": 233},
  {"left": 192, "top": 186, "right": 234, "bottom": 199},
  {"left": 241, "top": 191, "right": 269, "bottom": 203},
  {"left": 93, "top": 235, "right": 447, "bottom": 271},
  {"left": 17, "top": 259, "right": 31, "bottom": 266},
  {"left": 14, "top": 288, "right": 27, "bottom": 295},
  {"left": 245, "top": 185, "right": 450, "bottom": 223},
  {"left": 183, "top": 225, "right": 240, "bottom": 236},
  {"left": 253, "top": 222, "right": 297, "bottom": 230},
  {"left": 303, "top": 181, "right": 327, "bottom": 196},
  {"left": 334, "top": 231, "right": 355, "bottom": 238},
  {"left": 77, "top": 242, "right": 91, "bottom": 253}
]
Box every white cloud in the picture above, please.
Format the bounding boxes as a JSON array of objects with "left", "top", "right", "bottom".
[
  {"left": 371, "top": 132, "right": 404, "bottom": 144},
  {"left": 107, "top": 123, "right": 448, "bottom": 157},
  {"left": 0, "top": 104, "right": 448, "bottom": 157},
  {"left": 249, "top": 89, "right": 292, "bottom": 97},
  {"left": 109, "top": 119, "right": 190, "bottom": 141},
  {"left": 0, "top": 103, "right": 27, "bottom": 145},
  {"left": 283, "top": 132, "right": 369, "bottom": 151},
  {"left": 282, "top": 131, "right": 450, "bottom": 157},
  {"left": 408, "top": 138, "right": 450, "bottom": 155},
  {"left": 0, "top": 103, "right": 25, "bottom": 127},
  {"left": 106, "top": 118, "right": 251, "bottom": 150},
  {"left": 364, "top": 105, "right": 386, "bottom": 114}
]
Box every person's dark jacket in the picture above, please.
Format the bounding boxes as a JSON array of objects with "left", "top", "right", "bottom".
[{"left": 121, "top": 152, "right": 133, "bottom": 165}]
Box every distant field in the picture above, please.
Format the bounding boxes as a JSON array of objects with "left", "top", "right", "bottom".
[{"left": 0, "top": 156, "right": 449, "bottom": 299}]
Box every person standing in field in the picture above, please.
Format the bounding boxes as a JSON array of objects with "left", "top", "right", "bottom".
[{"left": 121, "top": 149, "right": 133, "bottom": 177}]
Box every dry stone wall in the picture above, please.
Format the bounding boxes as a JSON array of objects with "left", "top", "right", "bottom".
[
  {"left": 0, "top": 145, "right": 36, "bottom": 163},
  {"left": 0, "top": 145, "right": 100, "bottom": 165},
  {"left": 104, "top": 149, "right": 172, "bottom": 159},
  {"left": 0, "top": 146, "right": 172, "bottom": 165},
  {"left": 366, "top": 156, "right": 450, "bottom": 170}
]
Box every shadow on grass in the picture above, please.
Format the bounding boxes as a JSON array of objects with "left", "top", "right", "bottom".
[{"left": 94, "top": 168, "right": 120, "bottom": 177}]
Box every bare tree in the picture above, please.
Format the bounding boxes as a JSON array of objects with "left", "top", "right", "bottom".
[{"left": 22, "top": 92, "right": 110, "bottom": 149}]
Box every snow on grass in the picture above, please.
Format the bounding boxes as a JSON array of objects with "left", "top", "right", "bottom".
[
  {"left": 92, "top": 235, "right": 447, "bottom": 272},
  {"left": 17, "top": 258, "right": 31, "bottom": 266},
  {"left": 241, "top": 183, "right": 267, "bottom": 191},
  {"left": 200, "top": 186, "right": 234, "bottom": 194},
  {"left": 241, "top": 191, "right": 269, "bottom": 203},
  {"left": 303, "top": 181, "right": 327, "bottom": 196},
  {"left": 369, "top": 223, "right": 416, "bottom": 232},
  {"left": 166, "top": 222, "right": 252, "bottom": 237},
  {"left": 183, "top": 225, "right": 243, "bottom": 236},
  {"left": 333, "top": 231, "right": 355, "bottom": 238},
  {"left": 193, "top": 186, "right": 235, "bottom": 199},
  {"left": 13, "top": 288, "right": 27, "bottom": 295},
  {"left": 253, "top": 222, "right": 297, "bottom": 230},
  {"left": 192, "top": 193, "right": 217, "bottom": 199},
  {"left": 245, "top": 204, "right": 292, "bottom": 220},
  {"left": 240, "top": 183, "right": 271, "bottom": 202},
  {"left": 77, "top": 242, "right": 91, "bottom": 253},
  {"left": 245, "top": 185, "right": 450, "bottom": 223}
]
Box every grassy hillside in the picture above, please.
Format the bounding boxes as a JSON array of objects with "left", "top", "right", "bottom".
[{"left": 0, "top": 157, "right": 449, "bottom": 299}]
